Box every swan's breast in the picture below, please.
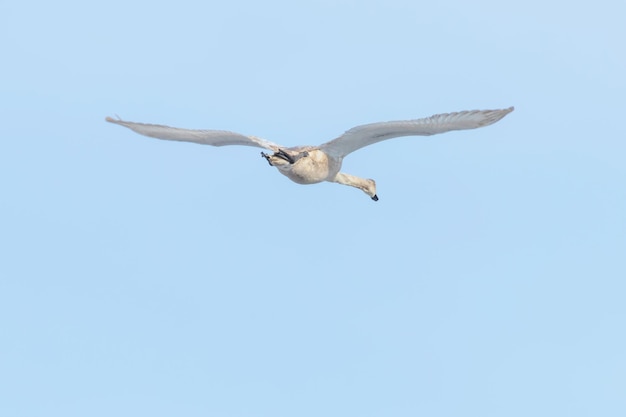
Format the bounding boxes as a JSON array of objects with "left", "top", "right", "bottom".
[{"left": 280, "top": 149, "right": 340, "bottom": 184}]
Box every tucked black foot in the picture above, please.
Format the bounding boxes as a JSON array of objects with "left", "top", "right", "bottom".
[
  {"left": 371, "top": 194, "right": 379, "bottom": 201},
  {"left": 276, "top": 149, "right": 294, "bottom": 163},
  {"left": 274, "top": 149, "right": 309, "bottom": 164}
]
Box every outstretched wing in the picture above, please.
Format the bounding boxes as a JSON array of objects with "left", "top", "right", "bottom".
[
  {"left": 320, "top": 107, "right": 514, "bottom": 158},
  {"left": 105, "top": 117, "right": 282, "bottom": 151}
]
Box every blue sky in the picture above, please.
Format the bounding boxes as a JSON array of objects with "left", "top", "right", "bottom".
[{"left": 1, "top": 1, "right": 625, "bottom": 416}]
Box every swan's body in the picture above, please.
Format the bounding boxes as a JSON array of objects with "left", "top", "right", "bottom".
[{"left": 106, "top": 107, "right": 513, "bottom": 200}]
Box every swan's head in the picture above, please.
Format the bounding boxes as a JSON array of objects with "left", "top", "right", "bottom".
[{"left": 363, "top": 179, "right": 378, "bottom": 201}]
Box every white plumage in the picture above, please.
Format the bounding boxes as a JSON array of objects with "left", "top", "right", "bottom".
[{"left": 106, "top": 106, "right": 513, "bottom": 200}]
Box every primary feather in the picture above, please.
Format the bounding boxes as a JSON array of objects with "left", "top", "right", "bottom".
[
  {"left": 320, "top": 107, "right": 514, "bottom": 158},
  {"left": 105, "top": 117, "right": 281, "bottom": 151}
]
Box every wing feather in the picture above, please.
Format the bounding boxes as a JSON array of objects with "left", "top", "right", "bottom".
[
  {"left": 320, "top": 107, "right": 514, "bottom": 158},
  {"left": 105, "top": 117, "right": 281, "bottom": 151}
]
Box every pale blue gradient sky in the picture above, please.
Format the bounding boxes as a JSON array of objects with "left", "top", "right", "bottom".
[{"left": 1, "top": 1, "right": 625, "bottom": 416}]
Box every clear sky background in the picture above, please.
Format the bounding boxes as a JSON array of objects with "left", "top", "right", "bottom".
[{"left": 1, "top": 1, "right": 625, "bottom": 416}]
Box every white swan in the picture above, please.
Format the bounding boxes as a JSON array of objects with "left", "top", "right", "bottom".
[{"left": 106, "top": 107, "right": 513, "bottom": 200}]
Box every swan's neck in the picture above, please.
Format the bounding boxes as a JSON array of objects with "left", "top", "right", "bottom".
[{"left": 331, "top": 172, "right": 378, "bottom": 200}]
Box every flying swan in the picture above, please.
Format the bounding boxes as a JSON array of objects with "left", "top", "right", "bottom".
[{"left": 106, "top": 107, "right": 513, "bottom": 201}]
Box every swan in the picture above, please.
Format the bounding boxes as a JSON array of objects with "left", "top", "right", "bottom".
[{"left": 106, "top": 107, "right": 513, "bottom": 200}]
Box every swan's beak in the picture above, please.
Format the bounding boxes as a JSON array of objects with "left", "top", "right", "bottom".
[{"left": 371, "top": 194, "right": 379, "bottom": 201}]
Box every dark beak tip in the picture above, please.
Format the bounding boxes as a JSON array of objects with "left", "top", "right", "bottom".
[{"left": 371, "top": 195, "right": 379, "bottom": 201}]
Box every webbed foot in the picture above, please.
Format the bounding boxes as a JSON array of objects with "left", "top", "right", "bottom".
[
  {"left": 273, "top": 149, "right": 310, "bottom": 164},
  {"left": 261, "top": 152, "right": 273, "bottom": 166}
]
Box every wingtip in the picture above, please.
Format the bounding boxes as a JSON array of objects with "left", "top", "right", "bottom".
[
  {"left": 492, "top": 106, "right": 514, "bottom": 124},
  {"left": 105, "top": 115, "right": 124, "bottom": 124}
]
